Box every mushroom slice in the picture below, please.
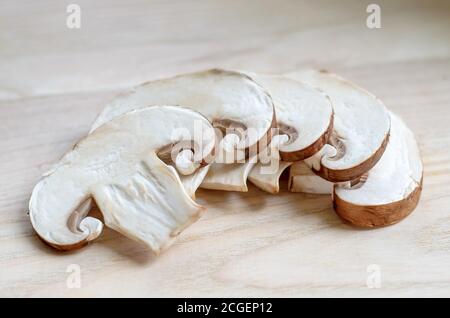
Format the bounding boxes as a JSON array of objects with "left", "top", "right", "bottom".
[
  {"left": 158, "top": 147, "right": 210, "bottom": 199},
  {"left": 200, "top": 161, "right": 256, "bottom": 192},
  {"left": 91, "top": 69, "right": 275, "bottom": 164},
  {"left": 288, "top": 159, "right": 360, "bottom": 194},
  {"left": 248, "top": 161, "right": 292, "bottom": 194},
  {"left": 180, "top": 166, "right": 210, "bottom": 199},
  {"left": 334, "top": 112, "right": 423, "bottom": 227},
  {"left": 29, "top": 106, "right": 216, "bottom": 252},
  {"left": 201, "top": 73, "right": 334, "bottom": 192},
  {"left": 199, "top": 133, "right": 258, "bottom": 192},
  {"left": 286, "top": 70, "right": 391, "bottom": 182},
  {"left": 246, "top": 134, "right": 292, "bottom": 194},
  {"left": 287, "top": 144, "right": 356, "bottom": 194},
  {"left": 248, "top": 73, "right": 334, "bottom": 161},
  {"left": 288, "top": 161, "right": 333, "bottom": 194}
]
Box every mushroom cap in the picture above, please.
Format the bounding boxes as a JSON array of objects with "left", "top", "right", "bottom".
[
  {"left": 91, "top": 69, "right": 275, "bottom": 162},
  {"left": 29, "top": 106, "right": 216, "bottom": 251},
  {"left": 287, "top": 70, "right": 391, "bottom": 182},
  {"left": 247, "top": 73, "right": 334, "bottom": 161},
  {"left": 334, "top": 112, "right": 423, "bottom": 227}
]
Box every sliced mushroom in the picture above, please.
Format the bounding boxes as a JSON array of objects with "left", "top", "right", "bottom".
[
  {"left": 180, "top": 166, "right": 210, "bottom": 199},
  {"left": 200, "top": 161, "right": 256, "bottom": 192},
  {"left": 245, "top": 133, "right": 290, "bottom": 194},
  {"left": 288, "top": 161, "right": 333, "bottom": 194},
  {"left": 199, "top": 133, "right": 257, "bottom": 192},
  {"left": 334, "top": 112, "right": 423, "bottom": 227},
  {"left": 248, "top": 161, "right": 292, "bottom": 194},
  {"left": 29, "top": 106, "right": 216, "bottom": 252},
  {"left": 286, "top": 70, "right": 391, "bottom": 182},
  {"left": 91, "top": 69, "right": 275, "bottom": 165},
  {"left": 200, "top": 72, "right": 334, "bottom": 192},
  {"left": 248, "top": 73, "right": 334, "bottom": 161}
]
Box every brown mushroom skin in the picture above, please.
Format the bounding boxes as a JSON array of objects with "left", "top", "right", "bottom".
[
  {"left": 39, "top": 237, "right": 90, "bottom": 251},
  {"left": 279, "top": 112, "right": 334, "bottom": 162},
  {"left": 316, "top": 132, "right": 390, "bottom": 183},
  {"left": 333, "top": 176, "right": 423, "bottom": 227}
]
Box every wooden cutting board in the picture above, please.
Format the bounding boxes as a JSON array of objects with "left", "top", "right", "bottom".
[{"left": 1, "top": 0, "right": 449, "bottom": 297}]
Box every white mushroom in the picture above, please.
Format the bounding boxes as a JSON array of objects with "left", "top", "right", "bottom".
[
  {"left": 179, "top": 166, "right": 210, "bottom": 199},
  {"left": 200, "top": 161, "right": 256, "bottom": 192},
  {"left": 334, "top": 112, "right": 423, "bottom": 227},
  {"left": 286, "top": 69, "right": 391, "bottom": 182},
  {"left": 288, "top": 161, "right": 333, "bottom": 194},
  {"left": 246, "top": 133, "right": 291, "bottom": 194},
  {"left": 289, "top": 112, "right": 422, "bottom": 227},
  {"left": 29, "top": 106, "right": 216, "bottom": 252},
  {"left": 201, "top": 72, "right": 334, "bottom": 192},
  {"left": 249, "top": 73, "right": 334, "bottom": 161},
  {"left": 92, "top": 69, "right": 275, "bottom": 166},
  {"left": 248, "top": 161, "right": 292, "bottom": 194},
  {"left": 288, "top": 144, "right": 354, "bottom": 194}
]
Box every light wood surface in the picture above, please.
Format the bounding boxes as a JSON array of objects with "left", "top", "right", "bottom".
[{"left": 1, "top": 0, "right": 450, "bottom": 297}]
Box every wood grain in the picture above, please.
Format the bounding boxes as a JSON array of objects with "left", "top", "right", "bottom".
[{"left": 0, "top": 0, "right": 450, "bottom": 297}]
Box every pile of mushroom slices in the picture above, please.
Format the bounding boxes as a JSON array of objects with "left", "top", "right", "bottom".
[{"left": 29, "top": 68, "right": 423, "bottom": 253}]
